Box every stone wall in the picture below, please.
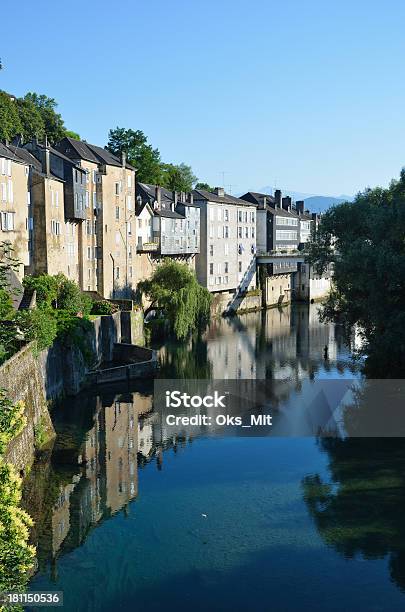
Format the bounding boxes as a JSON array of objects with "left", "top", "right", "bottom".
[{"left": 1, "top": 343, "right": 55, "bottom": 472}]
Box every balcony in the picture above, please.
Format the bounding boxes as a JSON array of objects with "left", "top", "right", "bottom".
[{"left": 137, "top": 238, "right": 159, "bottom": 252}]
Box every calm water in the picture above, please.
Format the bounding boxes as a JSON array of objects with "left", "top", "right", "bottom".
[{"left": 24, "top": 305, "right": 405, "bottom": 611}]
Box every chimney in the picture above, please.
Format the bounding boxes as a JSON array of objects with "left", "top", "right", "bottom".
[
  {"left": 43, "top": 136, "right": 50, "bottom": 176},
  {"left": 172, "top": 190, "right": 178, "bottom": 206},
  {"left": 311, "top": 212, "right": 319, "bottom": 223},
  {"left": 121, "top": 151, "right": 126, "bottom": 168},
  {"left": 274, "top": 189, "right": 282, "bottom": 208},
  {"left": 214, "top": 187, "right": 225, "bottom": 197},
  {"left": 296, "top": 200, "right": 305, "bottom": 215},
  {"left": 282, "top": 196, "right": 292, "bottom": 211},
  {"left": 188, "top": 192, "right": 194, "bottom": 204},
  {"left": 155, "top": 185, "right": 161, "bottom": 207}
]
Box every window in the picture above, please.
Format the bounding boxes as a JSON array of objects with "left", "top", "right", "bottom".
[
  {"left": 127, "top": 221, "right": 132, "bottom": 236},
  {"left": 238, "top": 227, "right": 242, "bottom": 238},
  {"left": 116, "top": 267, "right": 120, "bottom": 279},
  {"left": 115, "top": 231, "right": 120, "bottom": 245},
  {"left": 251, "top": 211, "right": 255, "bottom": 223},
  {"left": 127, "top": 174, "right": 132, "bottom": 188},
  {"left": 245, "top": 227, "right": 249, "bottom": 238},
  {"left": 238, "top": 210, "right": 242, "bottom": 222},
  {"left": 238, "top": 261, "right": 242, "bottom": 273},
  {"left": 115, "top": 182, "right": 120, "bottom": 196},
  {"left": 209, "top": 263, "right": 214, "bottom": 275},
  {"left": 1, "top": 212, "right": 15, "bottom": 231},
  {"left": 92, "top": 170, "right": 97, "bottom": 183},
  {"left": 224, "top": 262, "right": 229, "bottom": 273},
  {"left": 80, "top": 194, "right": 84, "bottom": 210},
  {"left": 93, "top": 191, "right": 97, "bottom": 207},
  {"left": 7, "top": 180, "right": 13, "bottom": 204},
  {"left": 86, "top": 220, "right": 92, "bottom": 235},
  {"left": 276, "top": 230, "right": 297, "bottom": 241},
  {"left": 244, "top": 211, "right": 248, "bottom": 222},
  {"left": 115, "top": 206, "right": 120, "bottom": 220},
  {"left": 276, "top": 216, "right": 298, "bottom": 226},
  {"left": 217, "top": 208, "right": 222, "bottom": 221},
  {"left": 1, "top": 183, "right": 6, "bottom": 202},
  {"left": 85, "top": 191, "right": 89, "bottom": 208},
  {"left": 217, "top": 263, "right": 221, "bottom": 274},
  {"left": 209, "top": 244, "right": 214, "bottom": 256},
  {"left": 224, "top": 209, "right": 229, "bottom": 222},
  {"left": 129, "top": 266, "right": 133, "bottom": 278},
  {"left": 252, "top": 227, "right": 255, "bottom": 238},
  {"left": 223, "top": 226, "right": 229, "bottom": 238},
  {"left": 87, "top": 246, "right": 92, "bottom": 260},
  {"left": 127, "top": 195, "right": 132, "bottom": 210},
  {"left": 51, "top": 219, "right": 61, "bottom": 235},
  {"left": 209, "top": 224, "right": 214, "bottom": 239},
  {"left": 217, "top": 226, "right": 221, "bottom": 238},
  {"left": 75, "top": 193, "right": 79, "bottom": 210}
]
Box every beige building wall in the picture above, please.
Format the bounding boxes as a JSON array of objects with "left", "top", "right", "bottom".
[
  {"left": 97, "top": 165, "right": 136, "bottom": 298},
  {"left": 29, "top": 173, "right": 80, "bottom": 283},
  {"left": 0, "top": 155, "right": 30, "bottom": 279},
  {"left": 78, "top": 160, "right": 99, "bottom": 292}
]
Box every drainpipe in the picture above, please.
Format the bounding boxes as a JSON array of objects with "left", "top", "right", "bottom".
[{"left": 110, "top": 253, "right": 115, "bottom": 298}]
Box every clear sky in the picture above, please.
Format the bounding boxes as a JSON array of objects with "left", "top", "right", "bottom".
[{"left": 2, "top": 0, "right": 405, "bottom": 196}]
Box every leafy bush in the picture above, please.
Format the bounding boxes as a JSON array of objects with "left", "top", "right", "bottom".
[
  {"left": 0, "top": 390, "right": 35, "bottom": 596},
  {"left": 22, "top": 274, "right": 60, "bottom": 307},
  {"left": 91, "top": 300, "right": 119, "bottom": 315},
  {"left": 0, "top": 287, "right": 13, "bottom": 319},
  {"left": 16, "top": 308, "right": 57, "bottom": 352},
  {"left": 57, "top": 278, "right": 92, "bottom": 315}
]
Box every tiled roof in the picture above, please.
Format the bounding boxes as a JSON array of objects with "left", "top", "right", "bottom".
[
  {"left": 193, "top": 189, "right": 257, "bottom": 207},
  {"left": 57, "top": 137, "right": 135, "bottom": 170}
]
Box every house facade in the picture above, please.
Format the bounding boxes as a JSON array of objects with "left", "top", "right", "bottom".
[
  {"left": 56, "top": 138, "right": 137, "bottom": 298},
  {"left": 0, "top": 143, "right": 31, "bottom": 280},
  {"left": 193, "top": 188, "right": 257, "bottom": 300}
]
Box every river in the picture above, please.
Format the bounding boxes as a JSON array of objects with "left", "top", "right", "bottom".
[{"left": 24, "top": 305, "right": 405, "bottom": 611}]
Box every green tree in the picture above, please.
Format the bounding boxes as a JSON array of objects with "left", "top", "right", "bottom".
[
  {"left": 162, "top": 163, "right": 198, "bottom": 192},
  {"left": 107, "top": 127, "right": 163, "bottom": 184},
  {"left": 16, "top": 97, "right": 45, "bottom": 141},
  {"left": 0, "top": 91, "right": 22, "bottom": 141},
  {"left": 305, "top": 168, "right": 405, "bottom": 376},
  {"left": 23, "top": 93, "right": 66, "bottom": 143},
  {"left": 195, "top": 182, "right": 215, "bottom": 192},
  {"left": 138, "top": 260, "right": 212, "bottom": 340},
  {"left": 65, "top": 130, "right": 80, "bottom": 140}
]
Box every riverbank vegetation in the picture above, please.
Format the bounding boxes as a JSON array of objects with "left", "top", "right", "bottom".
[
  {"left": 0, "top": 390, "right": 35, "bottom": 599},
  {"left": 138, "top": 260, "right": 212, "bottom": 341},
  {"left": 306, "top": 168, "right": 405, "bottom": 376},
  {"left": 0, "top": 248, "right": 98, "bottom": 365}
]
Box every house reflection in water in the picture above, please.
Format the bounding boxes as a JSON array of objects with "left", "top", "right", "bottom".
[{"left": 23, "top": 390, "right": 154, "bottom": 575}]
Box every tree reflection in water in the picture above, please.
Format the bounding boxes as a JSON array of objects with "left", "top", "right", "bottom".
[{"left": 303, "top": 437, "right": 405, "bottom": 591}]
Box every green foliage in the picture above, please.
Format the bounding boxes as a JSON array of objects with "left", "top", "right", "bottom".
[
  {"left": 57, "top": 278, "right": 92, "bottom": 315},
  {"left": 305, "top": 168, "right": 405, "bottom": 375},
  {"left": 22, "top": 274, "right": 59, "bottom": 307},
  {"left": 0, "top": 90, "right": 68, "bottom": 144},
  {"left": 161, "top": 163, "right": 198, "bottom": 192},
  {"left": 0, "top": 391, "right": 35, "bottom": 595},
  {"left": 33, "top": 416, "right": 47, "bottom": 450},
  {"left": 0, "top": 91, "right": 22, "bottom": 140},
  {"left": 23, "top": 93, "right": 66, "bottom": 144},
  {"left": 107, "top": 126, "right": 198, "bottom": 190},
  {"left": 16, "top": 308, "right": 57, "bottom": 353},
  {"left": 139, "top": 260, "right": 212, "bottom": 340},
  {"left": 107, "top": 127, "right": 163, "bottom": 184},
  {"left": 195, "top": 182, "right": 215, "bottom": 192},
  {"left": 0, "top": 288, "right": 13, "bottom": 319},
  {"left": 65, "top": 130, "right": 80, "bottom": 140},
  {"left": 91, "top": 300, "right": 119, "bottom": 315}
]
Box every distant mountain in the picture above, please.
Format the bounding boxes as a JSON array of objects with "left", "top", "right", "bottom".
[
  {"left": 242, "top": 186, "right": 354, "bottom": 214},
  {"left": 303, "top": 195, "right": 353, "bottom": 213}
]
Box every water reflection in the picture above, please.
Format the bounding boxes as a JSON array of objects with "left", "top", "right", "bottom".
[
  {"left": 303, "top": 437, "right": 405, "bottom": 592},
  {"left": 24, "top": 304, "right": 361, "bottom": 589}
]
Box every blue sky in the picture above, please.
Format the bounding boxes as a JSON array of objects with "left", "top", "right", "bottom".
[{"left": 2, "top": 0, "right": 405, "bottom": 196}]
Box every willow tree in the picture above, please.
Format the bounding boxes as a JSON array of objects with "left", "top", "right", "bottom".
[{"left": 138, "top": 260, "right": 212, "bottom": 340}]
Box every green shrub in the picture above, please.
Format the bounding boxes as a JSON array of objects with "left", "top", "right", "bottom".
[
  {"left": 16, "top": 307, "right": 57, "bottom": 352},
  {"left": 91, "top": 300, "right": 119, "bottom": 315}
]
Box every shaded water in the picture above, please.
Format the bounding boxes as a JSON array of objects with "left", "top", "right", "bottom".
[{"left": 24, "top": 305, "right": 405, "bottom": 611}]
